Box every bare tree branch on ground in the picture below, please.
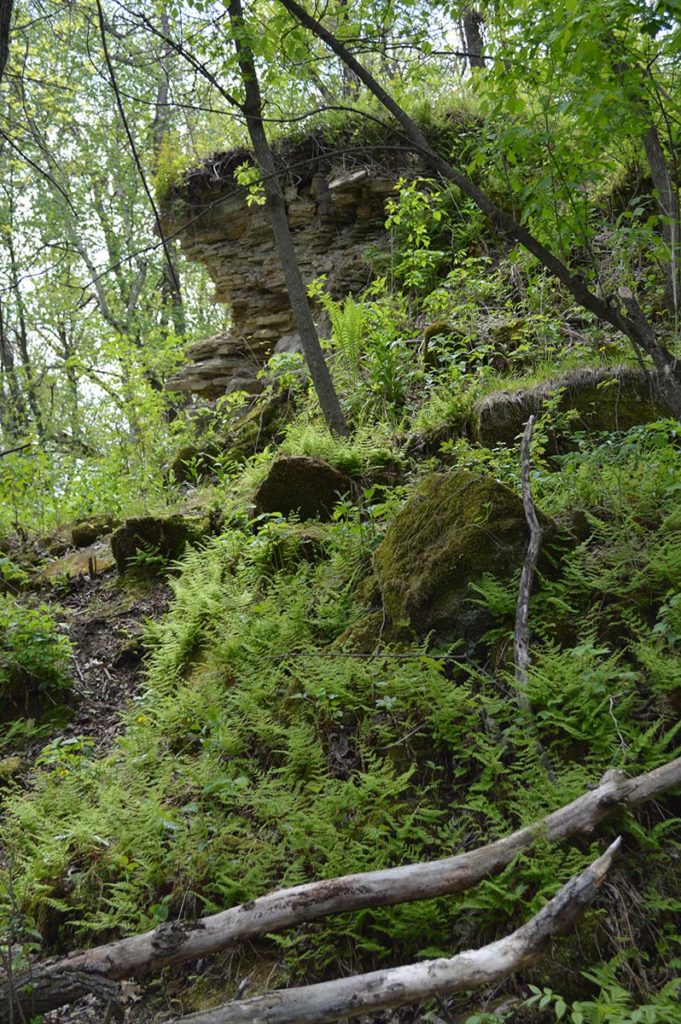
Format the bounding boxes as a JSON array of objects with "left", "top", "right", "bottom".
[
  {"left": 2, "top": 757, "right": 679, "bottom": 1022},
  {"left": 514, "top": 414, "right": 544, "bottom": 704},
  {"left": 168, "top": 840, "right": 622, "bottom": 1024}
]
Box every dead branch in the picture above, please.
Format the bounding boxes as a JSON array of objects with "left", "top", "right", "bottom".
[
  {"left": 169, "top": 840, "right": 622, "bottom": 1024},
  {"left": 1, "top": 759, "right": 679, "bottom": 1022},
  {"left": 514, "top": 414, "right": 544, "bottom": 702}
]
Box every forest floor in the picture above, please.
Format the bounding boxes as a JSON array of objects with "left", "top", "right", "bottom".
[{"left": 16, "top": 568, "right": 172, "bottom": 772}]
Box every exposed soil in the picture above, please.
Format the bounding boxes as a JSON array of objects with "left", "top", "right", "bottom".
[
  {"left": 15, "top": 568, "right": 173, "bottom": 770},
  {"left": 58, "top": 569, "right": 172, "bottom": 751}
]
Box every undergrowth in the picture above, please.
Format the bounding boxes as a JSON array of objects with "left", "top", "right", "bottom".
[
  {"left": 1, "top": 420, "right": 680, "bottom": 1014},
  {"left": 1, "top": 173, "right": 680, "bottom": 1023}
]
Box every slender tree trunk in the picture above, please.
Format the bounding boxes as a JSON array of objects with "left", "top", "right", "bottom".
[
  {"left": 0, "top": 293, "right": 29, "bottom": 438},
  {"left": 462, "top": 8, "right": 485, "bottom": 68},
  {"left": 0, "top": 0, "right": 13, "bottom": 83},
  {"left": 227, "top": 0, "right": 349, "bottom": 436},
  {"left": 152, "top": 9, "right": 186, "bottom": 341},
  {"left": 642, "top": 125, "right": 680, "bottom": 318},
  {"left": 278, "top": 0, "right": 681, "bottom": 416},
  {"left": 337, "top": 0, "right": 361, "bottom": 97},
  {"left": 5, "top": 211, "right": 45, "bottom": 438},
  {"left": 607, "top": 50, "right": 680, "bottom": 320}
]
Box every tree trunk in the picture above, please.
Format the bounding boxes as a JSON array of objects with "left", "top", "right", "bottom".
[
  {"left": 0, "top": 293, "right": 29, "bottom": 439},
  {"left": 152, "top": 9, "right": 186, "bottom": 342},
  {"left": 227, "top": 0, "right": 349, "bottom": 437},
  {"left": 277, "top": 0, "right": 681, "bottom": 416},
  {"left": 5, "top": 208, "right": 45, "bottom": 438},
  {"left": 462, "top": 8, "right": 485, "bottom": 68},
  {"left": 642, "top": 124, "right": 680, "bottom": 318},
  {"left": 0, "top": 0, "right": 13, "bottom": 84}
]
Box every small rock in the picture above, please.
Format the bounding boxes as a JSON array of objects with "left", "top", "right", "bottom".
[
  {"left": 71, "top": 514, "right": 117, "bottom": 548},
  {"left": 254, "top": 456, "right": 351, "bottom": 521},
  {"left": 110, "top": 514, "right": 208, "bottom": 573}
]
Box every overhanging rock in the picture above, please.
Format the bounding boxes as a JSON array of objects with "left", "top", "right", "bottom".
[{"left": 161, "top": 148, "right": 400, "bottom": 399}]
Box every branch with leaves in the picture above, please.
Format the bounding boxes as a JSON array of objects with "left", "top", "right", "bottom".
[{"left": 276, "top": 0, "right": 681, "bottom": 417}]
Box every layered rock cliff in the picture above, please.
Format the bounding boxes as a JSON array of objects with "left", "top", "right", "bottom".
[{"left": 161, "top": 145, "right": 403, "bottom": 398}]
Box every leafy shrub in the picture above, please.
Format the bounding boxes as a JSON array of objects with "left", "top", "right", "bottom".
[
  {"left": 0, "top": 596, "right": 72, "bottom": 708},
  {"left": 0, "top": 553, "right": 30, "bottom": 594}
]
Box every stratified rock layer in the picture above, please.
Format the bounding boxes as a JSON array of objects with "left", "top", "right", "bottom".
[
  {"left": 473, "top": 366, "right": 668, "bottom": 447},
  {"left": 162, "top": 156, "right": 396, "bottom": 398}
]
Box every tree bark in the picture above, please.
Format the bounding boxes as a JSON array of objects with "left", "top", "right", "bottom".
[
  {"left": 226, "top": 0, "right": 349, "bottom": 436},
  {"left": 5, "top": 194, "right": 45, "bottom": 438},
  {"left": 2, "top": 757, "right": 679, "bottom": 1022},
  {"left": 0, "top": 0, "right": 13, "bottom": 84},
  {"left": 170, "top": 841, "right": 622, "bottom": 1024},
  {"left": 642, "top": 125, "right": 680, "bottom": 318},
  {"left": 277, "top": 0, "right": 681, "bottom": 415},
  {"left": 0, "top": 291, "right": 29, "bottom": 439},
  {"left": 462, "top": 8, "right": 485, "bottom": 68},
  {"left": 152, "top": 9, "right": 186, "bottom": 342}
]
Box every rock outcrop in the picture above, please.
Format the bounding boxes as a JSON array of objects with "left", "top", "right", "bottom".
[
  {"left": 161, "top": 148, "right": 399, "bottom": 398},
  {"left": 110, "top": 514, "right": 210, "bottom": 573},
  {"left": 71, "top": 515, "right": 118, "bottom": 549},
  {"left": 473, "top": 366, "right": 669, "bottom": 447}
]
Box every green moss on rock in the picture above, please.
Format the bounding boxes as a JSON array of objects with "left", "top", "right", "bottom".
[
  {"left": 169, "top": 443, "right": 222, "bottom": 484},
  {"left": 473, "top": 366, "right": 669, "bottom": 448},
  {"left": 71, "top": 515, "right": 118, "bottom": 548},
  {"left": 110, "top": 514, "right": 209, "bottom": 573},
  {"left": 373, "top": 470, "right": 530, "bottom": 642},
  {"left": 170, "top": 396, "right": 294, "bottom": 484},
  {"left": 333, "top": 610, "right": 386, "bottom": 654}
]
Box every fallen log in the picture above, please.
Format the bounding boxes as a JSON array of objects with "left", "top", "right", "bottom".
[
  {"left": 2, "top": 757, "right": 679, "bottom": 1022},
  {"left": 169, "top": 840, "right": 622, "bottom": 1024}
]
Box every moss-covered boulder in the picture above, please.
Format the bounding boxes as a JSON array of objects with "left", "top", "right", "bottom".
[
  {"left": 71, "top": 514, "right": 117, "bottom": 548},
  {"left": 473, "top": 366, "right": 670, "bottom": 448},
  {"left": 110, "top": 514, "right": 209, "bottom": 573},
  {"left": 373, "top": 470, "right": 533, "bottom": 643},
  {"left": 253, "top": 456, "right": 352, "bottom": 521}
]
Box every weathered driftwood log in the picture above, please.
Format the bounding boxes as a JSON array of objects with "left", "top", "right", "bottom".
[
  {"left": 2, "top": 757, "right": 680, "bottom": 1022},
  {"left": 169, "top": 840, "right": 622, "bottom": 1024}
]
